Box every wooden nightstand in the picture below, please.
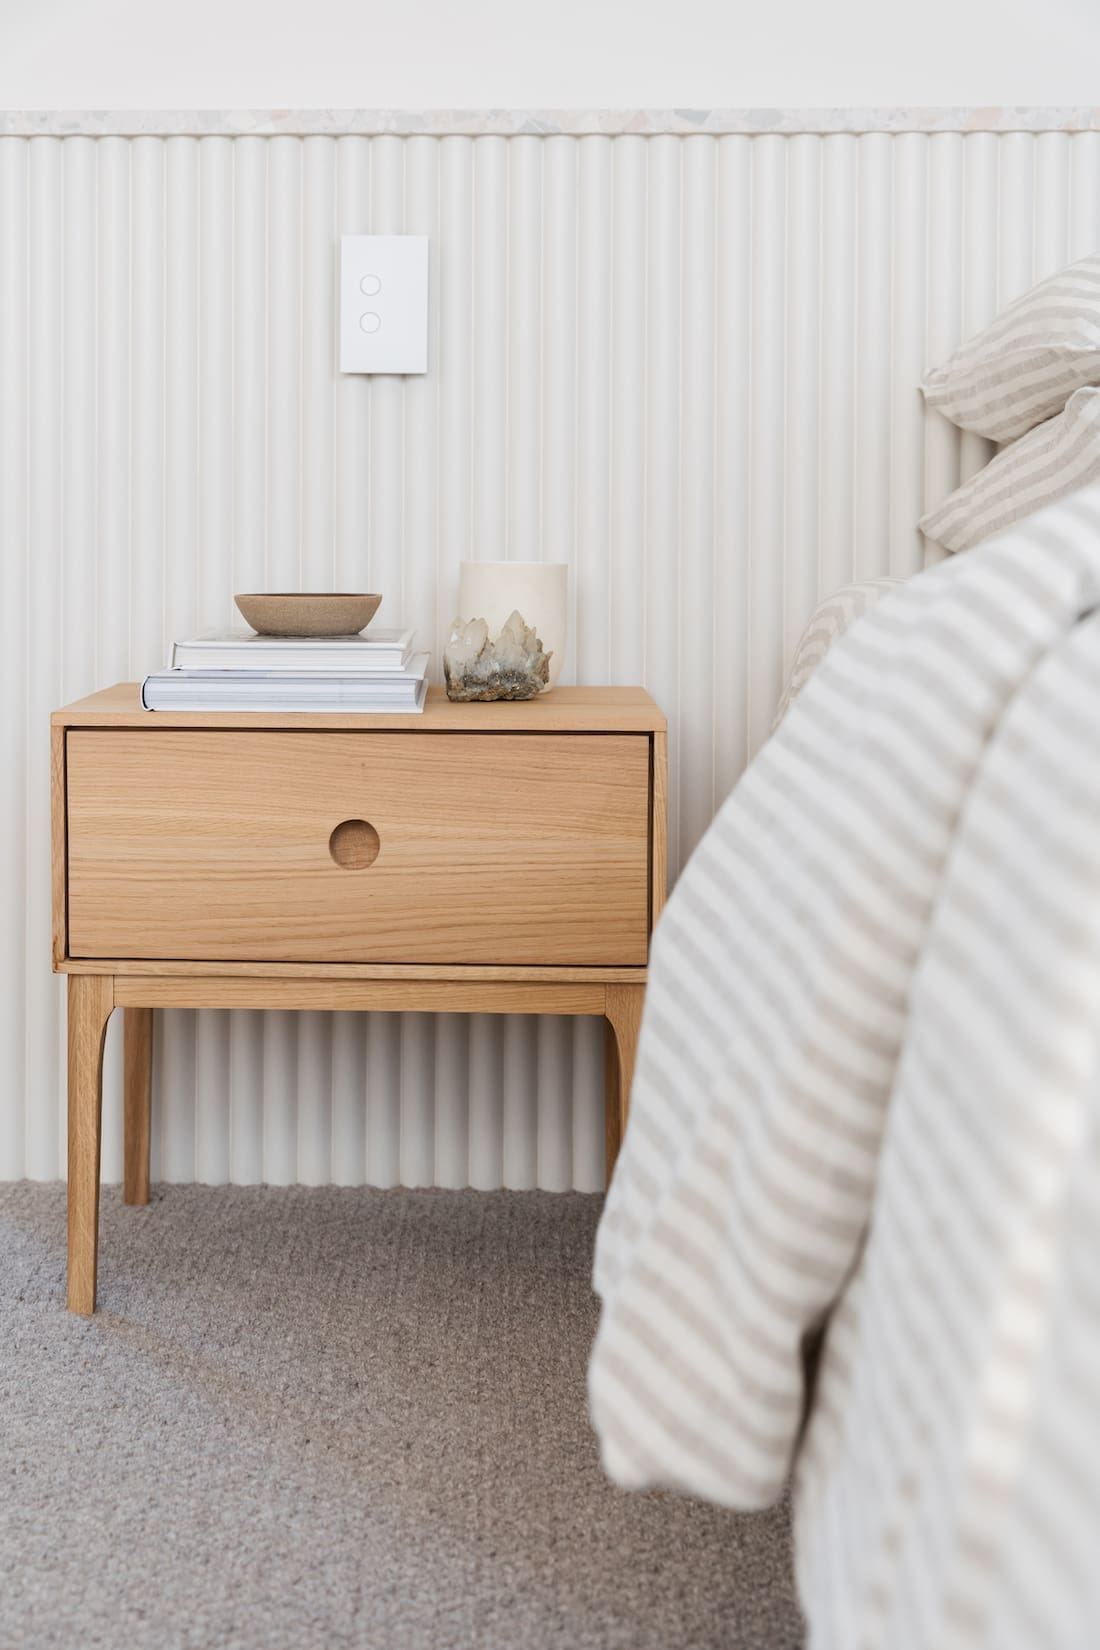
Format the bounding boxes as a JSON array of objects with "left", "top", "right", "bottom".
[{"left": 51, "top": 684, "right": 667, "bottom": 1313}]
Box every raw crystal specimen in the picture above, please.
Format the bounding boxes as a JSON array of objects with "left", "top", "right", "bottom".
[{"left": 444, "top": 609, "right": 553, "bottom": 701}]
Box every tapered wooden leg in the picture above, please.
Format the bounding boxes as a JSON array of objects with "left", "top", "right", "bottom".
[
  {"left": 604, "top": 984, "right": 645, "bottom": 1184},
  {"left": 123, "top": 1006, "right": 153, "bottom": 1206},
  {"left": 67, "top": 974, "right": 114, "bottom": 1314}
]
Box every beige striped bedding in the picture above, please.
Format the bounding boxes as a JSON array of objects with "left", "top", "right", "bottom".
[
  {"left": 920, "top": 386, "right": 1100, "bottom": 553},
  {"left": 773, "top": 577, "right": 904, "bottom": 725},
  {"left": 589, "top": 481, "right": 1100, "bottom": 1649},
  {"left": 922, "top": 252, "right": 1100, "bottom": 441}
]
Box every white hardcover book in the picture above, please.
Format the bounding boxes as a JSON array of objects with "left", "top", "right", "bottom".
[
  {"left": 170, "top": 627, "right": 415, "bottom": 673},
  {"left": 142, "top": 655, "right": 430, "bottom": 713}
]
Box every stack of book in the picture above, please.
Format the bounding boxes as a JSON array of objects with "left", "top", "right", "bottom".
[{"left": 141, "top": 628, "right": 429, "bottom": 713}]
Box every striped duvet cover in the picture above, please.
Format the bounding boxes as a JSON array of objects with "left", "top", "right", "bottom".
[
  {"left": 589, "top": 482, "right": 1100, "bottom": 1649},
  {"left": 771, "top": 576, "right": 903, "bottom": 727}
]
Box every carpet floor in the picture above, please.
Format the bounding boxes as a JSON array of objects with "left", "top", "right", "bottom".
[{"left": 0, "top": 1183, "right": 804, "bottom": 1650}]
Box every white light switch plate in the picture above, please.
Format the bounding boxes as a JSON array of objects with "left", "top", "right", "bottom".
[{"left": 340, "top": 235, "right": 429, "bottom": 374}]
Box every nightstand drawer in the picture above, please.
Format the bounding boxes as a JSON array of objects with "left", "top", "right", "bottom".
[{"left": 66, "top": 730, "right": 652, "bottom": 965}]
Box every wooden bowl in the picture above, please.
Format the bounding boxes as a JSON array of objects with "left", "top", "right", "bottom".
[{"left": 235, "top": 593, "right": 382, "bottom": 638}]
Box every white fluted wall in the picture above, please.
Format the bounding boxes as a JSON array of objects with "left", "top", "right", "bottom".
[{"left": 2, "top": 120, "right": 1098, "bottom": 1188}]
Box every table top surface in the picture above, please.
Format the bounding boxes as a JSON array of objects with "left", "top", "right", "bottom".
[{"left": 53, "top": 682, "right": 666, "bottom": 733}]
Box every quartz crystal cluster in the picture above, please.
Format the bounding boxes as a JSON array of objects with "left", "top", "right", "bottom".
[{"left": 443, "top": 610, "right": 552, "bottom": 701}]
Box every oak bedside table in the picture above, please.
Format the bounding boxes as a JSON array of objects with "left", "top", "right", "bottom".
[{"left": 51, "top": 683, "right": 667, "bottom": 1313}]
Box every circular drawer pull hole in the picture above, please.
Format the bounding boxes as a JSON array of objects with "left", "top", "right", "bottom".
[{"left": 329, "top": 819, "right": 380, "bottom": 870}]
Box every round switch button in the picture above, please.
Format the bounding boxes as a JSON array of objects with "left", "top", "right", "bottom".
[
  {"left": 359, "top": 311, "right": 382, "bottom": 334},
  {"left": 359, "top": 274, "right": 382, "bottom": 296}
]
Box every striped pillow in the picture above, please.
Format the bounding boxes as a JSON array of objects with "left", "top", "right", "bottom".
[
  {"left": 919, "top": 386, "right": 1100, "bottom": 552},
  {"left": 773, "top": 578, "right": 902, "bottom": 727},
  {"left": 922, "top": 253, "right": 1100, "bottom": 441}
]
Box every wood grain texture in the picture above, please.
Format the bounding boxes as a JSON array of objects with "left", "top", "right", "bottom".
[
  {"left": 50, "top": 722, "right": 66, "bottom": 967},
  {"left": 67, "top": 974, "right": 113, "bottom": 1314},
  {"left": 53, "top": 682, "right": 667, "bottom": 733},
  {"left": 123, "top": 1006, "right": 152, "bottom": 1205},
  {"left": 604, "top": 983, "right": 646, "bottom": 1177},
  {"left": 67, "top": 730, "right": 651, "bottom": 966},
  {"left": 651, "top": 727, "right": 669, "bottom": 936},
  {"left": 62, "top": 958, "right": 649, "bottom": 983},
  {"left": 114, "top": 977, "right": 608, "bottom": 1015}
]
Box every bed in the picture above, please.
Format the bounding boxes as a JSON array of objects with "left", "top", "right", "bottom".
[{"left": 588, "top": 482, "right": 1100, "bottom": 1650}]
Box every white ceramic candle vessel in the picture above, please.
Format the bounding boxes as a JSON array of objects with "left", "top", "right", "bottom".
[{"left": 455, "top": 561, "right": 568, "bottom": 690}]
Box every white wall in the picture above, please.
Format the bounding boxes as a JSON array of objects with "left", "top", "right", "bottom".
[
  {"left": 2, "top": 116, "right": 1096, "bottom": 1189},
  {"left": 1, "top": 0, "right": 1099, "bottom": 110}
]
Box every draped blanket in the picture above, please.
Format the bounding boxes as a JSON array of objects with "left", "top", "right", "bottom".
[{"left": 589, "top": 484, "right": 1100, "bottom": 1649}]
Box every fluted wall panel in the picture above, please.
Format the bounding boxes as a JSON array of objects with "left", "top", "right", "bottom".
[{"left": 0, "top": 122, "right": 1092, "bottom": 1188}]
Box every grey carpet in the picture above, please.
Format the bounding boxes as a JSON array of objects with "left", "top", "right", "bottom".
[{"left": 0, "top": 1183, "right": 804, "bottom": 1650}]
